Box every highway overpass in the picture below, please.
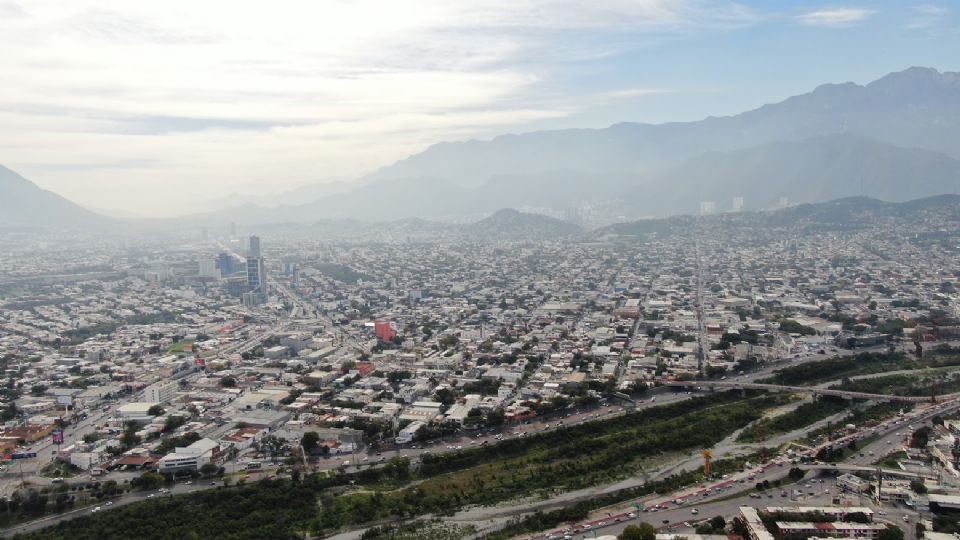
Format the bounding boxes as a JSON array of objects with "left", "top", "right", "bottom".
[{"left": 663, "top": 380, "right": 943, "bottom": 403}]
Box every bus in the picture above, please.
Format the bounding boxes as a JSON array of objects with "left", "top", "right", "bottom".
[{"left": 245, "top": 461, "right": 262, "bottom": 470}]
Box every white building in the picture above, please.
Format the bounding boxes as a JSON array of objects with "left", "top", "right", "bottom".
[
  {"left": 198, "top": 260, "right": 220, "bottom": 279},
  {"left": 118, "top": 402, "right": 159, "bottom": 423},
  {"left": 395, "top": 421, "right": 425, "bottom": 444},
  {"left": 145, "top": 381, "right": 177, "bottom": 404},
  {"left": 158, "top": 438, "right": 220, "bottom": 474}
]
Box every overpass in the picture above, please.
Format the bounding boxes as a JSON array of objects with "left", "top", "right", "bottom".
[
  {"left": 799, "top": 463, "right": 936, "bottom": 481},
  {"left": 663, "top": 380, "right": 945, "bottom": 403}
]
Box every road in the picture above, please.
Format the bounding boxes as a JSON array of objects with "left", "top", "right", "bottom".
[
  {"left": 503, "top": 397, "right": 960, "bottom": 540},
  {"left": 0, "top": 477, "right": 223, "bottom": 536}
]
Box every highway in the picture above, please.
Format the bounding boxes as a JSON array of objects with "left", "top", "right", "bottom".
[
  {"left": 517, "top": 397, "right": 960, "bottom": 540},
  {"left": 664, "top": 379, "right": 947, "bottom": 403}
]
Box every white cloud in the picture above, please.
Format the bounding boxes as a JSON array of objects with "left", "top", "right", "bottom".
[
  {"left": 797, "top": 7, "right": 874, "bottom": 27},
  {"left": 0, "top": 0, "right": 756, "bottom": 215}
]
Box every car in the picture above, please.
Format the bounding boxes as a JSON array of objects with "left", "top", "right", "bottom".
[
  {"left": 147, "top": 494, "right": 156, "bottom": 498},
  {"left": 91, "top": 506, "right": 102, "bottom": 513},
  {"left": 105, "top": 501, "right": 113, "bottom": 506},
  {"left": 209, "top": 481, "right": 217, "bottom": 485},
  {"left": 691, "top": 509, "right": 699, "bottom": 515}
]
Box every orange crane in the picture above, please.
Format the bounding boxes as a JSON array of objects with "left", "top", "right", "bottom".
[{"left": 703, "top": 450, "right": 712, "bottom": 478}]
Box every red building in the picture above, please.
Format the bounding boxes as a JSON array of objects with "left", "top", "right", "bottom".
[{"left": 374, "top": 320, "right": 396, "bottom": 341}]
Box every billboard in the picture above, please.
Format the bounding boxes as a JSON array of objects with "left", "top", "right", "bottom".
[
  {"left": 52, "top": 429, "right": 64, "bottom": 444},
  {"left": 56, "top": 395, "right": 73, "bottom": 407}
]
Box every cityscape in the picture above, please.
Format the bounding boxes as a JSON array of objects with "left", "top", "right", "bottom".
[
  {"left": 3, "top": 1, "right": 960, "bottom": 540},
  {"left": 2, "top": 194, "right": 960, "bottom": 539}
]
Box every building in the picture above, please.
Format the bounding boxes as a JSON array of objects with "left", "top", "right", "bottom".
[
  {"left": 158, "top": 438, "right": 220, "bottom": 474},
  {"left": 775, "top": 521, "right": 885, "bottom": 539},
  {"left": 740, "top": 506, "right": 776, "bottom": 540},
  {"left": 395, "top": 421, "right": 425, "bottom": 444},
  {"left": 198, "top": 259, "right": 220, "bottom": 279},
  {"left": 733, "top": 196, "right": 745, "bottom": 212},
  {"left": 145, "top": 381, "right": 177, "bottom": 404},
  {"left": 118, "top": 402, "right": 159, "bottom": 423},
  {"left": 217, "top": 252, "right": 237, "bottom": 276},
  {"left": 244, "top": 235, "right": 268, "bottom": 307},
  {"left": 264, "top": 345, "right": 289, "bottom": 360},
  {"left": 700, "top": 201, "right": 716, "bottom": 215},
  {"left": 837, "top": 473, "right": 871, "bottom": 494},
  {"left": 375, "top": 320, "right": 397, "bottom": 342}
]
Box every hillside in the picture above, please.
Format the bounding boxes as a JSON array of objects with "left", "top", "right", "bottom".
[
  {"left": 464, "top": 208, "right": 582, "bottom": 239},
  {"left": 602, "top": 195, "right": 960, "bottom": 237},
  {"left": 0, "top": 165, "right": 113, "bottom": 230},
  {"left": 628, "top": 134, "right": 960, "bottom": 215}
]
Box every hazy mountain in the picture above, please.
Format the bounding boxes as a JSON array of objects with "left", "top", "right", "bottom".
[
  {"left": 361, "top": 67, "right": 960, "bottom": 189},
  {"left": 159, "top": 66, "right": 960, "bottom": 225},
  {"left": 0, "top": 165, "right": 113, "bottom": 230},
  {"left": 630, "top": 134, "right": 960, "bottom": 215}
]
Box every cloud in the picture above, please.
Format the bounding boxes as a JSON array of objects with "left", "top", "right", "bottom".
[
  {"left": 0, "top": 0, "right": 759, "bottom": 215},
  {"left": 0, "top": 1, "right": 26, "bottom": 17},
  {"left": 907, "top": 4, "right": 950, "bottom": 29},
  {"left": 797, "top": 8, "right": 874, "bottom": 27},
  {"left": 913, "top": 4, "right": 949, "bottom": 16}
]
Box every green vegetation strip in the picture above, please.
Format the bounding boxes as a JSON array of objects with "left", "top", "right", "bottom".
[
  {"left": 737, "top": 397, "right": 848, "bottom": 442},
  {"left": 12, "top": 392, "right": 780, "bottom": 540}
]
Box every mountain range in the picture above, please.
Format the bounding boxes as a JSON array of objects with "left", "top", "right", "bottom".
[
  {"left": 0, "top": 165, "right": 113, "bottom": 230},
  {"left": 3, "top": 66, "right": 960, "bottom": 229}
]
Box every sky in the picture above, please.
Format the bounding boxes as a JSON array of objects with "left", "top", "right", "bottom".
[{"left": 1, "top": 0, "right": 958, "bottom": 216}]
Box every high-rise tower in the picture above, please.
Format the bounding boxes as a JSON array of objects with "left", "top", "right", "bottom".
[{"left": 243, "top": 235, "right": 268, "bottom": 306}]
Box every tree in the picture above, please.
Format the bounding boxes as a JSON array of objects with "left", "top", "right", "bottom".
[
  {"left": 147, "top": 405, "right": 165, "bottom": 416},
  {"left": 120, "top": 421, "right": 141, "bottom": 449},
  {"left": 620, "top": 523, "right": 656, "bottom": 540},
  {"left": 219, "top": 376, "right": 237, "bottom": 388},
  {"left": 710, "top": 516, "right": 727, "bottom": 530},
  {"left": 301, "top": 431, "right": 320, "bottom": 453},
  {"left": 131, "top": 472, "right": 165, "bottom": 491},
  {"left": 878, "top": 525, "right": 905, "bottom": 540},
  {"left": 846, "top": 512, "right": 871, "bottom": 523},
  {"left": 910, "top": 479, "right": 928, "bottom": 494},
  {"left": 199, "top": 463, "right": 218, "bottom": 476}
]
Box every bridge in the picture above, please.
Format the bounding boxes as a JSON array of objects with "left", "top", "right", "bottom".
[
  {"left": 799, "top": 463, "right": 935, "bottom": 480},
  {"left": 663, "top": 380, "right": 944, "bottom": 403}
]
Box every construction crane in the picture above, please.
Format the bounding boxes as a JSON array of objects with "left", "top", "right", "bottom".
[{"left": 703, "top": 450, "right": 712, "bottom": 478}]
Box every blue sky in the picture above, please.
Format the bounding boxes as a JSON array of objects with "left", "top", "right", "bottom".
[{"left": 0, "top": 0, "right": 957, "bottom": 215}]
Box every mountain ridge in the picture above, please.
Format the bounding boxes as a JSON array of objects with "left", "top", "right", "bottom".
[{"left": 0, "top": 165, "right": 115, "bottom": 230}]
